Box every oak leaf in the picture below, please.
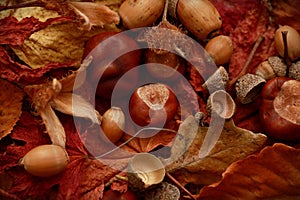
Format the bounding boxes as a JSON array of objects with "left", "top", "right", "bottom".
[
  {"left": 198, "top": 143, "right": 300, "bottom": 199},
  {"left": 165, "top": 116, "right": 267, "bottom": 186}
]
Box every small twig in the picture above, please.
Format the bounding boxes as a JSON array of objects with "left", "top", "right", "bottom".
[
  {"left": 228, "top": 34, "right": 264, "bottom": 88},
  {"left": 166, "top": 172, "right": 196, "bottom": 200},
  {"left": 281, "top": 31, "right": 292, "bottom": 75}
]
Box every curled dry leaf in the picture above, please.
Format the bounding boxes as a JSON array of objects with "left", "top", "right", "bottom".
[
  {"left": 198, "top": 143, "right": 300, "bottom": 199},
  {"left": 165, "top": 116, "right": 267, "bottom": 186},
  {"left": 0, "top": 78, "right": 24, "bottom": 140},
  {"left": 24, "top": 60, "right": 101, "bottom": 147},
  {"left": 1, "top": 6, "right": 119, "bottom": 69}
]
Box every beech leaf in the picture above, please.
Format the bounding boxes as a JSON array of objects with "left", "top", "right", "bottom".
[
  {"left": 0, "top": 78, "right": 24, "bottom": 140},
  {"left": 165, "top": 117, "right": 267, "bottom": 186},
  {"left": 198, "top": 143, "right": 300, "bottom": 199}
]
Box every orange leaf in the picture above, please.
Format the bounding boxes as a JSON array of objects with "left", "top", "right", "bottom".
[{"left": 199, "top": 143, "right": 300, "bottom": 199}]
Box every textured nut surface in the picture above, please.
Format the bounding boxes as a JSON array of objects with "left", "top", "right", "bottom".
[
  {"left": 236, "top": 73, "right": 266, "bottom": 104},
  {"left": 268, "top": 56, "right": 287, "bottom": 77}
]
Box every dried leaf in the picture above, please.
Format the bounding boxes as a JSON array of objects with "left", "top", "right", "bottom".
[
  {"left": 68, "top": 2, "right": 120, "bottom": 28},
  {"left": 270, "top": 0, "right": 300, "bottom": 32},
  {"left": 0, "top": 78, "right": 23, "bottom": 140},
  {"left": 10, "top": 21, "right": 98, "bottom": 69},
  {"left": 198, "top": 143, "right": 300, "bottom": 199},
  {"left": 40, "top": 104, "right": 66, "bottom": 148},
  {"left": 165, "top": 117, "right": 267, "bottom": 186}
]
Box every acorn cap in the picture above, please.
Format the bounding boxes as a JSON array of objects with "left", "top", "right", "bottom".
[
  {"left": 255, "top": 60, "right": 276, "bottom": 81},
  {"left": 206, "top": 90, "right": 236, "bottom": 119},
  {"left": 288, "top": 60, "right": 300, "bottom": 81},
  {"left": 127, "top": 153, "right": 165, "bottom": 191},
  {"left": 145, "top": 182, "right": 180, "bottom": 200},
  {"left": 202, "top": 66, "right": 229, "bottom": 92},
  {"left": 268, "top": 56, "right": 287, "bottom": 77},
  {"left": 235, "top": 73, "right": 266, "bottom": 104}
]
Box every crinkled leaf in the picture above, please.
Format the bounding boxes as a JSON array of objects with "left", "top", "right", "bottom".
[
  {"left": 0, "top": 78, "right": 24, "bottom": 140},
  {"left": 198, "top": 143, "right": 300, "bottom": 199},
  {"left": 10, "top": 21, "right": 99, "bottom": 69},
  {"left": 165, "top": 117, "right": 267, "bottom": 186}
]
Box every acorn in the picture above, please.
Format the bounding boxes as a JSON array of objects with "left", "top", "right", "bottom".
[
  {"left": 205, "top": 35, "right": 233, "bottom": 65},
  {"left": 101, "top": 107, "right": 125, "bottom": 143},
  {"left": 118, "top": 0, "right": 165, "bottom": 29},
  {"left": 19, "top": 144, "right": 69, "bottom": 177},
  {"left": 176, "top": 0, "right": 222, "bottom": 40},
  {"left": 274, "top": 25, "right": 300, "bottom": 61}
]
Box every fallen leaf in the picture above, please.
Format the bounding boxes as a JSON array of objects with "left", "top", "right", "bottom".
[
  {"left": 0, "top": 78, "right": 24, "bottom": 140},
  {"left": 270, "top": 0, "right": 300, "bottom": 32},
  {"left": 198, "top": 143, "right": 300, "bottom": 199},
  {"left": 165, "top": 116, "right": 267, "bottom": 186}
]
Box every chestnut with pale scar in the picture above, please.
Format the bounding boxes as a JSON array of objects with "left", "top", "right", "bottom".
[{"left": 274, "top": 80, "right": 300, "bottom": 125}]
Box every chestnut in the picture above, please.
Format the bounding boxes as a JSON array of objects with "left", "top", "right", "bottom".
[
  {"left": 129, "top": 83, "right": 179, "bottom": 127},
  {"left": 82, "top": 31, "right": 142, "bottom": 99},
  {"left": 259, "top": 77, "right": 300, "bottom": 142}
]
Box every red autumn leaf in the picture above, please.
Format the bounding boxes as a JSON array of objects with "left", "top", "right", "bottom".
[
  {"left": 198, "top": 143, "right": 300, "bottom": 199},
  {"left": 0, "top": 108, "right": 128, "bottom": 199},
  {"left": 0, "top": 46, "right": 76, "bottom": 84}
]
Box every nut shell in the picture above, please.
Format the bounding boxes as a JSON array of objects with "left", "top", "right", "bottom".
[
  {"left": 235, "top": 73, "right": 266, "bottom": 104},
  {"left": 127, "top": 153, "right": 165, "bottom": 191},
  {"left": 202, "top": 66, "right": 229, "bottom": 92},
  {"left": 207, "top": 90, "right": 236, "bottom": 119},
  {"left": 20, "top": 144, "right": 69, "bottom": 177}
]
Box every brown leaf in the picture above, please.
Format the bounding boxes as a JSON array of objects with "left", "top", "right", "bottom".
[
  {"left": 198, "top": 143, "right": 300, "bottom": 199},
  {"left": 165, "top": 117, "right": 267, "bottom": 186},
  {"left": 0, "top": 78, "right": 24, "bottom": 140},
  {"left": 270, "top": 0, "right": 300, "bottom": 32}
]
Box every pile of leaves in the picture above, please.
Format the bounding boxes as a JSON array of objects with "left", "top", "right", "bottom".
[{"left": 0, "top": 0, "right": 300, "bottom": 199}]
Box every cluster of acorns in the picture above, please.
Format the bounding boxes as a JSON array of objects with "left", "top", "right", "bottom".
[{"left": 235, "top": 25, "right": 300, "bottom": 142}]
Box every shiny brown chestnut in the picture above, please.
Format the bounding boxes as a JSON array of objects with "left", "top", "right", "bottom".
[
  {"left": 82, "top": 31, "right": 142, "bottom": 99},
  {"left": 129, "top": 83, "right": 179, "bottom": 127},
  {"left": 259, "top": 77, "right": 300, "bottom": 142}
]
